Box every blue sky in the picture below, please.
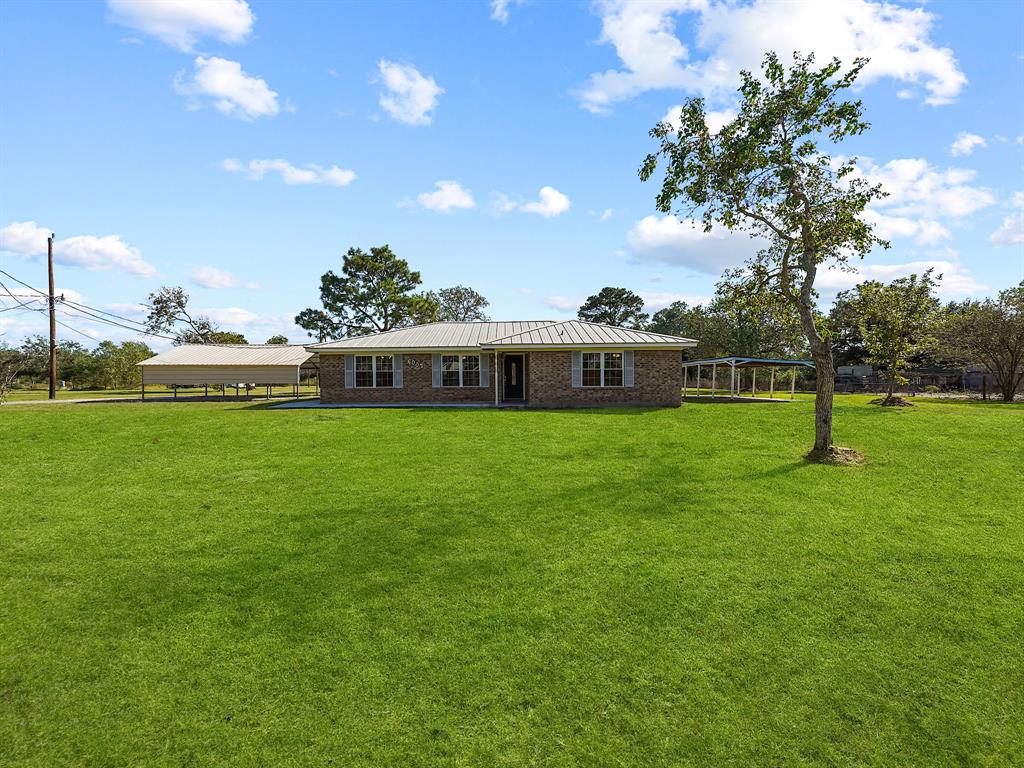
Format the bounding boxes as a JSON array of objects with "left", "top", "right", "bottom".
[{"left": 2, "top": 0, "right": 1022, "bottom": 348}]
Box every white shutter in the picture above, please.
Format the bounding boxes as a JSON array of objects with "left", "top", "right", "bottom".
[
  {"left": 623, "top": 350, "right": 635, "bottom": 387},
  {"left": 393, "top": 354, "right": 403, "bottom": 388},
  {"left": 571, "top": 351, "right": 582, "bottom": 388},
  {"left": 344, "top": 355, "right": 355, "bottom": 388},
  {"left": 479, "top": 353, "right": 489, "bottom": 388},
  {"left": 431, "top": 354, "right": 441, "bottom": 388}
]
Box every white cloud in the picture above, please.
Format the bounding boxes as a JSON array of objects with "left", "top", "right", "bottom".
[
  {"left": 190, "top": 266, "right": 258, "bottom": 290},
  {"left": 988, "top": 192, "right": 1024, "bottom": 247},
  {"left": 175, "top": 56, "right": 279, "bottom": 120},
  {"left": 493, "top": 187, "right": 571, "bottom": 217},
  {"left": 520, "top": 186, "right": 571, "bottom": 217},
  {"left": 641, "top": 291, "right": 712, "bottom": 311},
  {"left": 490, "top": 0, "right": 523, "bottom": 24},
  {"left": 0, "top": 221, "right": 156, "bottom": 278},
  {"left": 626, "top": 214, "right": 763, "bottom": 273},
  {"left": 661, "top": 104, "right": 735, "bottom": 134},
  {"left": 544, "top": 295, "right": 583, "bottom": 312},
  {"left": 221, "top": 158, "right": 356, "bottom": 186},
  {"left": 202, "top": 306, "right": 261, "bottom": 326},
  {"left": 107, "top": 0, "right": 254, "bottom": 52},
  {"left": 819, "top": 254, "right": 986, "bottom": 299},
  {"left": 377, "top": 60, "right": 443, "bottom": 126},
  {"left": 950, "top": 132, "right": 986, "bottom": 156},
  {"left": 587, "top": 208, "right": 615, "bottom": 221},
  {"left": 854, "top": 157, "right": 996, "bottom": 220},
  {"left": 861, "top": 210, "right": 949, "bottom": 246},
  {"left": 413, "top": 180, "right": 476, "bottom": 212},
  {"left": 577, "top": 0, "right": 966, "bottom": 113}
]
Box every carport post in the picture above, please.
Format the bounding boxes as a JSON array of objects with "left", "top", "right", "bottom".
[
  {"left": 682, "top": 365, "right": 688, "bottom": 398},
  {"left": 790, "top": 369, "right": 796, "bottom": 400},
  {"left": 141, "top": 369, "right": 145, "bottom": 400},
  {"left": 752, "top": 369, "right": 757, "bottom": 398},
  {"left": 730, "top": 362, "right": 735, "bottom": 399},
  {"left": 173, "top": 385, "right": 177, "bottom": 400},
  {"left": 769, "top": 367, "right": 775, "bottom": 399},
  {"left": 711, "top": 363, "right": 717, "bottom": 398},
  {"left": 696, "top": 364, "right": 701, "bottom": 397}
]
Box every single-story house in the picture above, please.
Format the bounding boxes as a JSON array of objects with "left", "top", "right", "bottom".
[
  {"left": 138, "top": 344, "right": 318, "bottom": 395},
  {"left": 307, "top": 320, "right": 697, "bottom": 407}
]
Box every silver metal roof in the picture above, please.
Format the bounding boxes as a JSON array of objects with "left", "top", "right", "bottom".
[
  {"left": 683, "top": 357, "right": 814, "bottom": 367},
  {"left": 308, "top": 321, "right": 557, "bottom": 351},
  {"left": 483, "top": 320, "right": 696, "bottom": 348},
  {"left": 308, "top": 320, "right": 696, "bottom": 351},
  {"left": 138, "top": 344, "right": 315, "bottom": 367}
]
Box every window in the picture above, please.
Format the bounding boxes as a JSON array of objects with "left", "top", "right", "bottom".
[
  {"left": 375, "top": 355, "right": 393, "bottom": 387},
  {"left": 355, "top": 355, "right": 373, "bottom": 387},
  {"left": 355, "top": 354, "right": 394, "bottom": 388},
  {"left": 581, "top": 351, "right": 624, "bottom": 387},
  {"left": 462, "top": 355, "right": 480, "bottom": 387},
  {"left": 441, "top": 354, "right": 481, "bottom": 387}
]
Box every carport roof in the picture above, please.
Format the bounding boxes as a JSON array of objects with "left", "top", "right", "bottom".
[{"left": 138, "top": 344, "right": 315, "bottom": 367}]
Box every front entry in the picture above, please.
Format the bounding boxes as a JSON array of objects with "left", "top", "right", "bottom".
[{"left": 503, "top": 354, "right": 525, "bottom": 400}]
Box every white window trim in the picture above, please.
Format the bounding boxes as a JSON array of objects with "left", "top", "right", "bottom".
[
  {"left": 582, "top": 350, "right": 624, "bottom": 388},
  {"left": 354, "top": 354, "right": 393, "bottom": 388},
  {"left": 441, "top": 353, "right": 481, "bottom": 388}
]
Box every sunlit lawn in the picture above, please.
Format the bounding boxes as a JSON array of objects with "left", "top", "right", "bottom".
[{"left": 2, "top": 395, "right": 1021, "bottom": 766}]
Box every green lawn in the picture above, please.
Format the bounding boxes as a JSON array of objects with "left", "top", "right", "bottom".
[{"left": 2, "top": 396, "right": 1022, "bottom": 766}]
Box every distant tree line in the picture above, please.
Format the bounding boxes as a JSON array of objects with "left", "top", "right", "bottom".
[
  {"left": 576, "top": 275, "right": 1023, "bottom": 402},
  {"left": 0, "top": 337, "right": 154, "bottom": 390}
]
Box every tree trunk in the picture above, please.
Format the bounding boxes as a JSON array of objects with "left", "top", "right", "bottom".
[
  {"left": 795, "top": 294, "right": 835, "bottom": 453},
  {"left": 811, "top": 346, "right": 835, "bottom": 451}
]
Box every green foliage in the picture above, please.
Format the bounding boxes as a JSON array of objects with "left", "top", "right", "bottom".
[
  {"left": 650, "top": 285, "right": 806, "bottom": 360},
  {"left": 841, "top": 270, "right": 942, "bottom": 398},
  {"left": 423, "top": 285, "right": 491, "bottom": 322},
  {"left": 145, "top": 286, "right": 244, "bottom": 345},
  {"left": 265, "top": 334, "right": 289, "bottom": 345},
  {"left": 577, "top": 287, "right": 648, "bottom": 328},
  {"left": 940, "top": 281, "right": 1024, "bottom": 402},
  {"left": 88, "top": 340, "right": 155, "bottom": 389},
  {"left": 296, "top": 245, "right": 436, "bottom": 338},
  {"left": 640, "top": 51, "right": 889, "bottom": 451}
]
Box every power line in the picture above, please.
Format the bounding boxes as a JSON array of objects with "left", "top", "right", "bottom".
[
  {"left": 57, "top": 304, "right": 179, "bottom": 341},
  {"left": 0, "top": 280, "right": 46, "bottom": 311},
  {"left": 0, "top": 269, "right": 48, "bottom": 298},
  {"left": 60, "top": 297, "right": 150, "bottom": 329}
]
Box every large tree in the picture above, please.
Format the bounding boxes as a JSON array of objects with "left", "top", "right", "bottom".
[
  {"left": 424, "top": 285, "right": 490, "bottom": 322},
  {"left": 577, "top": 287, "right": 648, "bottom": 329},
  {"left": 940, "top": 281, "right": 1024, "bottom": 402},
  {"left": 89, "top": 340, "right": 154, "bottom": 389},
  {"left": 842, "top": 270, "right": 941, "bottom": 404},
  {"left": 296, "top": 245, "right": 437, "bottom": 339},
  {"left": 145, "top": 286, "right": 246, "bottom": 345},
  {"left": 640, "top": 52, "right": 887, "bottom": 461}
]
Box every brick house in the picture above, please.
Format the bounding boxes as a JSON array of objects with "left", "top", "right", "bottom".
[{"left": 309, "top": 320, "right": 696, "bottom": 408}]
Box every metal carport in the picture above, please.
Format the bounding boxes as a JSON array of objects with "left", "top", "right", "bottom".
[
  {"left": 137, "top": 344, "right": 318, "bottom": 399},
  {"left": 683, "top": 357, "right": 815, "bottom": 401}
]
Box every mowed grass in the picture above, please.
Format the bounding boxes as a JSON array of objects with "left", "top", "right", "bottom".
[{"left": 2, "top": 397, "right": 1022, "bottom": 766}]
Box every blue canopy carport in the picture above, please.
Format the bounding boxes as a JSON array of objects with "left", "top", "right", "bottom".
[{"left": 683, "top": 357, "right": 815, "bottom": 401}]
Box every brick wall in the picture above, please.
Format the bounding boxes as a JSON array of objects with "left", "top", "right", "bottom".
[
  {"left": 320, "top": 353, "right": 495, "bottom": 404},
  {"left": 527, "top": 350, "right": 682, "bottom": 407},
  {"left": 319, "top": 349, "right": 683, "bottom": 407}
]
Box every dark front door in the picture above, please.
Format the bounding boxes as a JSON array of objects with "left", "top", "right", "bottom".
[{"left": 503, "top": 354, "right": 525, "bottom": 400}]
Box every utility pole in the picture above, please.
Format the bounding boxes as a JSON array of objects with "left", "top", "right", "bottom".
[{"left": 48, "top": 233, "right": 57, "bottom": 399}]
